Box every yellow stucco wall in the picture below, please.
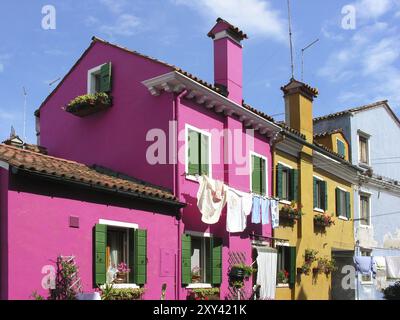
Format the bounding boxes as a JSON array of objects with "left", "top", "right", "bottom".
[
  {"left": 274, "top": 149, "right": 354, "bottom": 300},
  {"left": 315, "top": 132, "right": 349, "bottom": 161}
]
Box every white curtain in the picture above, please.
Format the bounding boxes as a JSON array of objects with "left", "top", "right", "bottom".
[{"left": 256, "top": 247, "right": 277, "bottom": 300}]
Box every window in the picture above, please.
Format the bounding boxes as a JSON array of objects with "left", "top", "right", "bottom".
[
  {"left": 360, "top": 250, "right": 373, "bottom": 283},
  {"left": 276, "top": 163, "right": 298, "bottom": 201},
  {"left": 358, "top": 134, "right": 369, "bottom": 165},
  {"left": 87, "top": 62, "right": 112, "bottom": 94},
  {"left": 276, "top": 245, "right": 296, "bottom": 287},
  {"left": 251, "top": 153, "right": 267, "bottom": 195},
  {"left": 336, "top": 188, "right": 351, "bottom": 219},
  {"left": 187, "top": 126, "right": 210, "bottom": 177},
  {"left": 360, "top": 194, "right": 371, "bottom": 226},
  {"left": 337, "top": 139, "right": 346, "bottom": 158},
  {"left": 313, "top": 177, "right": 327, "bottom": 211},
  {"left": 181, "top": 234, "right": 222, "bottom": 286},
  {"left": 94, "top": 224, "right": 147, "bottom": 286}
]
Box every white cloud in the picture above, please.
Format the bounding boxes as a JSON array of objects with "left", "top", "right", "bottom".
[
  {"left": 100, "top": 0, "right": 128, "bottom": 14},
  {"left": 100, "top": 14, "right": 141, "bottom": 37},
  {"left": 354, "top": 0, "right": 393, "bottom": 20},
  {"left": 173, "top": 0, "right": 286, "bottom": 42},
  {"left": 362, "top": 37, "right": 400, "bottom": 75}
]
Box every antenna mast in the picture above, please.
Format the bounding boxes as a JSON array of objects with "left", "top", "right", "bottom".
[
  {"left": 22, "top": 86, "right": 27, "bottom": 143},
  {"left": 287, "top": 0, "right": 295, "bottom": 79},
  {"left": 301, "top": 38, "right": 319, "bottom": 81}
]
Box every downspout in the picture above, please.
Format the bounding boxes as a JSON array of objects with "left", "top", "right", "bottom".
[{"left": 173, "top": 89, "right": 187, "bottom": 301}]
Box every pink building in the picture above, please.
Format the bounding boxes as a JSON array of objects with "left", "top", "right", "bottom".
[{"left": 0, "top": 18, "right": 280, "bottom": 300}]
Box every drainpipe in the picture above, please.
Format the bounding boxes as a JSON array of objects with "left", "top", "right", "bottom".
[{"left": 173, "top": 90, "right": 187, "bottom": 301}]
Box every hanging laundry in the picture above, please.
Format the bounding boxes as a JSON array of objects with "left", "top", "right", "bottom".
[
  {"left": 270, "top": 199, "right": 279, "bottom": 229},
  {"left": 261, "top": 197, "right": 270, "bottom": 225},
  {"left": 354, "top": 256, "right": 373, "bottom": 275},
  {"left": 226, "top": 188, "right": 252, "bottom": 233},
  {"left": 256, "top": 246, "right": 277, "bottom": 300},
  {"left": 251, "top": 195, "right": 261, "bottom": 224},
  {"left": 373, "top": 256, "right": 386, "bottom": 271},
  {"left": 197, "top": 175, "right": 227, "bottom": 225},
  {"left": 386, "top": 256, "right": 400, "bottom": 279}
]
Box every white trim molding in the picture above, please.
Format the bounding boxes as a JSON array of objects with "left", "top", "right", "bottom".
[
  {"left": 0, "top": 161, "right": 9, "bottom": 170},
  {"left": 142, "top": 71, "right": 281, "bottom": 136},
  {"left": 98, "top": 219, "right": 138, "bottom": 229},
  {"left": 87, "top": 64, "right": 106, "bottom": 94}
]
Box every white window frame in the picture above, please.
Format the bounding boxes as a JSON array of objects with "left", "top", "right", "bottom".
[
  {"left": 276, "top": 244, "right": 290, "bottom": 287},
  {"left": 277, "top": 161, "right": 293, "bottom": 204},
  {"left": 98, "top": 219, "right": 139, "bottom": 288},
  {"left": 87, "top": 64, "right": 106, "bottom": 94},
  {"left": 359, "top": 192, "right": 372, "bottom": 227},
  {"left": 250, "top": 151, "right": 269, "bottom": 196},
  {"left": 185, "top": 124, "right": 212, "bottom": 182},
  {"left": 313, "top": 175, "right": 325, "bottom": 212},
  {"left": 185, "top": 230, "right": 213, "bottom": 289},
  {"left": 336, "top": 186, "right": 349, "bottom": 221},
  {"left": 358, "top": 131, "right": 371, "bottom": 167}
]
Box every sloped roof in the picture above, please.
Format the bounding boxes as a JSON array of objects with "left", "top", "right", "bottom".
[
  {"left": 207, "top": 17, "right": 248, "bottom": 40},
  {"left": 0, "top": 144, "right": 183, "bottom": 206},
  {"left": 313, "top": 100, "right": 398, "bottom": 124},
  {"left": 314, "top": 128, "right": 344, "bottom": 139}
]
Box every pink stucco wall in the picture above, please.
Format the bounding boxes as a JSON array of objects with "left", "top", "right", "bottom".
[
  {"left": 0, "top": 168, "right": 9, "bottom": 300},
  {"left": 3, "top": 185, "right": 178, "bottom": 300},
  {"left": 39, "top": 41, "right": 175, "bottom": 191}
]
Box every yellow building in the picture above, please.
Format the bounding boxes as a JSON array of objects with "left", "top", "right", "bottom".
[{"left": 273, "top": 79, "right": 361, "bottom": 300}]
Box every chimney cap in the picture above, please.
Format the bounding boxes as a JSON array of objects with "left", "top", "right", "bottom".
[
  {"left": 281, "top": 78, "right": 319, "bottom": 100},
  {"left": 207, "top": 17, "right": 248, "bottom": 41}
]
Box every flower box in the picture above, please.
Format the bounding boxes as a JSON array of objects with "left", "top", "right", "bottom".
[
  {"left": 279, "top": 202, "right": 303, "bottom": 222},
  {"left": 313, "top": 213, "right": 335, "bottom": 228},
  {"left": 65, "top": 92, "right": 112, "bottom": 117}
]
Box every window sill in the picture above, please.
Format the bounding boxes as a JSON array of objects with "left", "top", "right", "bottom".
[
  {"left": 186, "top": 283, "right": 212, "bottom": 289},
  {"left": 338, "top": 216, "right": 349, "bottom": 221},
  {"left": 359, "top": 163, "right": 371, "bottom": 169},
  {"left": 360, "top": 281, "right": 373, "bottom": 285},
  {"left": 276, "top": 283, "right": 289, "bottom": 288},
  {"left": 185, "top": 175, "right": 200, "bottom": 183},
  {"left": 314, "top": 208, "right": 325, "bottom": 213},
  {"left": 100, "top": 283, "right": 139, "bottom": 289},
  {"left": 358, "top": 224, "right": 372, "bottom": 228},
  {"left": 279, "top": 200, "right": 291, "bottom": 205}
]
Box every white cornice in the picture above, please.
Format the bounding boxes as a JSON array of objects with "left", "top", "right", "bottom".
[
  {"left": 142, "top": 71, "right": 281, "bottom": 136},
  {"left": 313, "top": 151, "right": 359, "bottom": 183},
  {"left": 358, "top": 174, "right": 400, "bottom": 195},
  {"left": 0, "top": 161, "right": 9, "bottom": 171}
]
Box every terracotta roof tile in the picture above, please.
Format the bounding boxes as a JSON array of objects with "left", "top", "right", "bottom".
[
  {"left": 207, "top": 17, "right": 248, "bottom": 40},
  {"left": 314, "top": 128, "right": 343, "bottom": 139},
  {"left": 0, "top": 144, "right": 183, "bottom": 206}
]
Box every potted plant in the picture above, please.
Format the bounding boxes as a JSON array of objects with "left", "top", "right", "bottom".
[
  {"left": 304, "top": 249, "right": 318, "bottom": 264},
  {"left": 188, "top": 288, "right": 220, "bottom": 300},
  {"left": 191, "top": 267, "right": 202, "bottom": 283},
  {"left": 64, "top": 92, "right": 112, "bottom": 117},
  {"left": 229, "top": 263, "right": 255, "bottom": 289},
  {"left": 277, "top": 270, "right": 289, "bottom": 284},
  {"left": 100, "top": 284, "right": 145, "bottom": 300},
  {"left": 114, "top": 262, "right": 130, "bottom": 284},
  {"left": 314, "top": 213, "right": 335, "bottom": 228},
  {"left": 297, "top": 263, "right": 311, "bottom": 275},
  {"left": 316, "top": 258, "right": 337, "bottom": 275},
  {"left": 280, "top": 201, "right": 303, "bottom": 221}
]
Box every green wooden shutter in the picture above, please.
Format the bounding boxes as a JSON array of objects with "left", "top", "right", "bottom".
[
  {"left": 276, "top": 164, "right": 283, "bottom": 198},
  {"left": 289, "top": 246, "right": 296, "bottom": 288},
  {"left": 94, "top": 224, "right": 107, "bottom": 285},
  {"left": 252, "top": 155, "right": 261, "bottom": 194},
  {"left": 134, "top": 229, "right": 147, "bottom": 285},
  {"left": 337, "top": 140, "right": 345, "bottom": 157},
  {"left": 289, "top": 169, "right": 298, "bottom": 202},
  {"left": 210, "top": 237, "right": 222, "bottom": 285},
  {"left": 260, "top": 158, "right": 266, "bottom": 195},
  {"left": 99, "top": 62, "right": 112, "bottom": 93},
  {"left": 322, "top": 181, "right": 328, "bottom": 211},
  {"left": 188, "top": 130, "right": 200, "bottom": 175},
  {"left": 181, "top": 234, "right": 191, "bottom": 286},
  {"left": 313, "top": 177, "right": 318, "bottom": 208},
  {"left": 200, "top": 133, "right": 209, "bottom": 176},
  {"left": 345, "top": 192, "right": 351, "bottom": 219},
  {"left": 335, "top": 188, "right": 341, "bottom": 216}
]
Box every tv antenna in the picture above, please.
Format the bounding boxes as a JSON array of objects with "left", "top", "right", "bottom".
[
  {"left": 48, "top": 77, "right": 61, "bottom": 93},
  {"left": 301, "top": 38, "right": 319, "bottom": 81},
  {"left": 22, "top": 86, "right": 27, "bottom": 143},
  {"left": 287, "top": 0, "right": 295, "bottom": 79}
]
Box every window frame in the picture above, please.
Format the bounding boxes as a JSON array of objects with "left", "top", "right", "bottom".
[
  {"left": 250, "top": 151, "right": 269, "bottom": 196},
  {"left": 358, "top": 131, "right": 371, "bottom": 167},
  {"left": 185, "top": 124, "right": 212, "bottom": 182},
  {"left": 313, "top": 175, "right": 326, "bottom": 212},
  {"left": 277, "top": 162, "right": 294, "bottom": 204},
  {"left": 185, "top": 231, "right": 213, "bottom": 289},
  {"left": 336, "top": 187, "right": 350, "bottom": 220},
  {"left": 360, "top": 249, "right": 373, "bottom": 284},
  {"left": 87, "top": 64, "right": 106, "bottom": 94},
  {"left": 97, "top": 219, "right": 140, "bottom": 289},
  {"left": 276, "top": 244, "right": 291, "bottom": 287},
  {"left": 359, "top": 193, "right": 371, "bottom": 227},
  {"left": 336, "top": 138, "right": 346, "bottom": 158}
]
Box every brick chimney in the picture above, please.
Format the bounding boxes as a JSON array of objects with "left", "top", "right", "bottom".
[{"left": 208, "top": 18, "right": 248, "bottom": 105}]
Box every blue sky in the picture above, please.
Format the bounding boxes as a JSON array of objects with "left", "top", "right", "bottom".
[{"left": 1, "top": 0, "right": 399, "bottom": 143}]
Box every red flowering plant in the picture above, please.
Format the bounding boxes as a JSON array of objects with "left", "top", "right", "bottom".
[
  {"left": 277, "top": 270, "right": 289, "bottom": 284},
  {"left": 313, "top": 212, "right": 335, "bottom": 227},
  {"left": 280, "top": 201, "right": 303, "bottom": 220}
]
